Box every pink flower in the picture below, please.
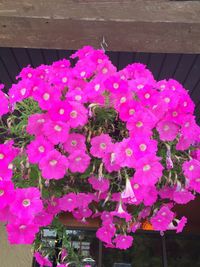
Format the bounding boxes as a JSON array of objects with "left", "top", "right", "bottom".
[
  {"left": 63, "top": 133, "right": 86, "bottom": 153},
  {"left": 114, "top": 138, "right": 136, "bottom": 168},
  {"left": 151, "top": 206, "right": 174, "bottom": 231},
  {"left": 182, "top": 159, "right": 200, "bottom": 180},
  {"left": 133, "top": 156, "right": 164, "bottom": 186},
  {"left": 173, "top": 188, "right": 195, "bottom": 204},
  {"left": 0, "top": 141, "right": 19, "bottom": 165},
  {"left": 127, "top": 109, "right": 157, "bottom": 136},
  {"left": 39, "top": 150, "right": 69, "bottom": 180},
  {"left": 0, "top": 181, "right": 15, "bottom": 209},
  {"left": 156, "top": 120, "right": 179, "bottom": 141},
  {"left": 104, "top": 75, "right": 128, "bottom": 94},
  {"left": 26, "top": 113, "right": 48, "bottom": 136},
  {"left": 43, "top": 120, "right": 69, "bottom": 145},
  {"left": 0, "top": 89, "right": 9, "bottom": 117},
  {"left": 189, "top": 177, "right": 200, "bottom": 193},
  {"left": 88, "top": 176, "right": 110, "bottom": 192},
  {"left": 34, "top": 211, "right": 53, "bottom": 227},
  {"left": 32, "top": 82, "right": 61, "bottom": 110},
  {"left": 113, "top": 235, "right": 133, "bottom": 250},
  {"left": 10, "top": 187, "right": 43, "bottom": 219},
  {"left": 59, "top": 193, "right": 78, "bottom": 212},
  {"left": 9, "top": 80, "right": 32, "bottom": 104},
  {"left": 90, "top": 134, "right": 113, "bottom": 158},
  {"left": 7, "top": 219, "right": 40, "bottom": 244},
  {"left": 121, "top": 178, "right": 137, "bottom": 203},
  {"left": 34, "top": 252, "right": 52, "bottom": 267},
  {"left": 68, "top": 150, "right": 90, "bottom": 173},
  {"left": 176, "top": 216, "right": 187, "bottom": 233},
  {"left": 96, "top": 225, "right": 116, "bottom": 244},
  {"left": 111, "top": 202, "right": 132, "bottom": 222},
  {"left": 0, "top": 164, "right": 13, "bottom": 181},
  {"left": 26, "top": 136, "right": 54, "bottom": 163}
]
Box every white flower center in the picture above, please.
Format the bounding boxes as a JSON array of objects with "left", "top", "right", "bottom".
[
  {"left": 22, "top": 199, "right": 31, "bottom": 207},
  {"left": 98, "top": 59, "right": 103, "bottom": 64},
  {"left": 43, "top": 93, "right": 50, "bottom": 101},
  {"left": 75, "top": 157, "right": 81, "bottom": 162},
  {"left": 145, "top": 93, "right": 150, "bottom": 99},
  {"left": 38, "top": 146, "right": 45, "bottom": 153},
  {"left": 172, "top": 111, "right": 178, "bottom": 117},
  {"left": 80, "top": 71, "right": 86, "bottom": 77},
  {"left": 59, "top": 108, "right": 65, "bottom": 115},
  {"left": 137, "top": 84, "right": 144, "bottom": 89},
  {"left": 161, "top": 212, "right": 166, "bottom": 216},
  {"left": 185, "top": 122, "right": 190, "bottom": 128},
  {"left": 143, "top": 164, "right": 151, "bottom": 171},
  {"left": 120, "top": 97, "right": 126, "bottom": 103},
  {"left": 113, "top": 83, "right": 119, "bottom": 89},
  {"left": 129, "top": 109, "right": 135, "bottom": 115},
  {"left": 102, "top": 68, "right": 108, "bottom": 74},
  {"left": 0, "top": 153, "right": 4, "bottom": 159},
  {"left": 70, "top": 110, "right": 78, "bottom": 118},
  {"left": 71, "top": 140, "right": 77, "bottom": 146},
  {"left": 8, "top": 163, "right": 13, "bottom": 170},
  {"left": 19, "top": 225, "right": 27, "bottom": 230},
  {"left": 20, "top": 88, "right": 26, "bottom": 96},
  {"left": 136, "top": 121, "right": 143, "bottom": 128},
  {"left": 50, "top": 160, "right": 58, "bottom": 166},
  {"left": 125, "top": 148, "right": 133, "bottom": 157},
  {"left": 75, "top": 95, "right": 82, "bottom": 101},
  {"left": 27, "top": 73, "right": 32, "bottom": 78},
  {"left": 100, "top": 143, "right": 106, "bottom": 149},
  {"left": 164, "top": 97, "right": 170, "bottom": 103},
  {"left": 0, "top": 190, "right": 4, "bottom": 196},
  {"left": 54, "top": 125, "right": 62, "bottom": 132},
  {"left": 94, "top": 84, "right": 100, "bottom": 91},
  {"left": 68, "top": 198, "right": 73, "bottom": 202},
  {"left": 62, "top": 77, "right": 68, "bottom": 83},
  {"left": 37, "top": 119, "right": 45, "bottom": 123},
  {"left": 139, "top": 144, "right": 147, "bottom": 151},
  {"left": 133, "top": 184, "right": 139, "bottom": 189},
  {"left": 189, "top": 165, "right": 194, "bottom": 171},
  {"left": 163, "top": 125, "right": 170, "bottom": 131},
  {"left": 183, "top": 101, "right": 187, "bottom": 107}
]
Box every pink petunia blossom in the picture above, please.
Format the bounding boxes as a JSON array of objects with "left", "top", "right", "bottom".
[
  {"left": 0, "top": 140, "right": 19, "bottom": 166},
  {"left": 113, "top": 235, "right": 133, "bottom": 250},
  {"left": 59, "top": 193, "right": 78, "bottom": 212},
  {"left": 182, "top": 159, "right": 200, "bottom": 180},
  {"left": 133, "top": 156, "right": 164, "bottom": 186},
  {"left": 34, "top": 252, "right": 52, "bottom": 267},
  {"left": 156, "top": 120, "right": 179, "bottom": 141},
  {"left": 26, "top": 113, "right": 48, "bottom": 136},
  {"left": 26, "top": 136, "right": 54, "bottom": 163},
  {"left": 173, "top": 188, "right": 195, "bottom": 204},
  {"left": 0, "top": 181, "right": 15, "bottom": 209},
  {"left": 68, "top": 150, "right": 90, "bottom": 173},
  {"left": 88, "top": 176, "right": 110, "bottom": 192},
  {"left": 10, "top": 187, "right": 43, "bottom": 219},
  {"left": 7, "top": 219, "right": 40, "bottom": 244},
  {"left": 189, "top": 177, "right": 200, "bottom": 193},
  {"left": 176, "top": 216, "right": 187, "bottom": 233},
  {"left": 151, "top": 206, "right": 174, "bottom": 231},
  {"left": 121, "top": 178, "right": 137, "bottom": 203},
  {"left": 34, "top": 210, "right": 54, "bottom": 227},
  {"left": 90, "top": 134, "right": 113, "bottom": 158},
  {"left": 63, "top": 133, "right": 86, "bottom": 154},
  {"left": 0, "top": 89, "right": 9, "bottom": 117},
  {"left": 39, "top": 150, "right": 69, "bottom": 180},
  {"left": 43, "top": 119, "right": 69, "bottom": 145},
  {"left": 96, "top": 224, "right": 116, "bottom": 244}
]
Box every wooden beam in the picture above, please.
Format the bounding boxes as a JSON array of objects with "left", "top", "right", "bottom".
[{"left": 0, "top": 0, "right": 200, "bottom": 53}]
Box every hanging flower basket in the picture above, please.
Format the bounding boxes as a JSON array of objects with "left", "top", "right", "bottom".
[{"left": 0, "top": 46, "right": 199, "bottom": 266}]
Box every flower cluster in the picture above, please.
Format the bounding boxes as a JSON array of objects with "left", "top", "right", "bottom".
[{"left": 0, "top": 46, "right": 199, "bottom": 265}]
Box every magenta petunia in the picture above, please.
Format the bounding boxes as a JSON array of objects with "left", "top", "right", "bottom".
[
  {"left": 96, "top": 225, "right": 116, "bottom": 245},
  {"left": 0, "top": 181, "right": 15, "bottom": 209},
  {"left": 151, "top": 206, "right": 174, "bottom": 231},
  {"left": 0, "top": 140, "right": 19, "bottom": 166},
  {"left": 26, "top": 136, "right": 54, "bottom": 163},
  {"left": 42, "top": 119, "right": 69, "bottom": 145},
  {"left": 10, "top": 187, "right": 43, "bottom": 219},
  {"left": 34, "top": 252, "right": 52, "bottom": 267},
  {"left": 182, "top": 159, "right": 200, "bottom": 180},
  {"left": 113, "top": 235, "right": 133, "bottom": 250},
  {"left": 88, "top": 176, "right": 110, "bottom": 192},
  {"left": 156, "top": 120, "right": 179, "bottom": 141},
  {"left": 173, "top": 188, "right": 195, "bottom": 204},
  {"left": 121, "top": 178, "right": 137, "bottom": 203},
  {"left": 7, "top": 219, "right": 40, "bottom": 244},
  {"left": 68, "top": 150, "right": 90, "bottom": 173},
  {"left": 59, "top": 193, "right": 78, "bottom": 212},
  {"left": 26, "top": 113, "right": 48, "bottom": 136},
  {"left": 133, "top": 156, "right": 164, "bottom": 186},
  {"left": 34, "top": 211, "right": 54, "bottom": 227},
  {"left": 0, "top": 89, "right": 9, "bottom": 117},
  {"left": 189, "top": 177, "right": 200, "bottom": 193},
  {"left": 63, "top": 133, "right": 86, "bottom": 154},
  {"left": 90, "top": 134, "right": 113, "bottom": 158},
  {"left": 176, "top": 216, "right": 187, "bottom": 233},
  {"left": 39, "top": 150, "right": 69, "bottom": 180}
]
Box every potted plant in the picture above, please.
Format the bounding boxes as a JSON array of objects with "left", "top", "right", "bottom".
[{"left": 0, "top": 46, "right": 199, "bottom": 266}]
